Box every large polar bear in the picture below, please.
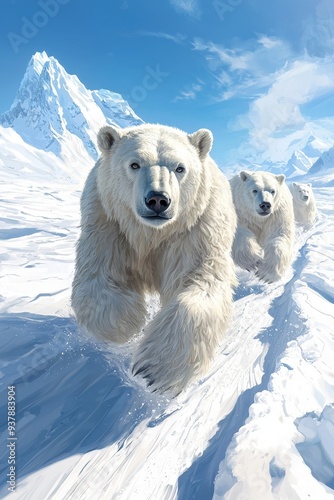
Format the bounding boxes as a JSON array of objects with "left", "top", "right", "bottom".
[
  {"left": 230, "top": 170, "right": 295, "bottom": 283},
  {"left": 71, "top": 123, "right": 237, "bottom": 395},
  {"left": 289, "top": 182, "right": 317, "bottom": 228}
]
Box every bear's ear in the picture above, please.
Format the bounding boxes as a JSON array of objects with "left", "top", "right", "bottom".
[
  {"left": 240, "top": 170, "right": 251, "bottom": 181},
  {"left": 97, "top": 126, "right": 122, "bottom": 154},
  {"left": 188, "top": 129, "right": 213, "bottom": 158},
  {"left": 276, "top": 174, "right": 286, "bottom": 185},
  {"left": 307, "top": 183, "right": 312, "bottom": 187},
  {"left": 293, "top": 182, "right": 297, "bottom": 187}
]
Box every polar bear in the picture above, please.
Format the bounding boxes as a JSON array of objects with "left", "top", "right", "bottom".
[
  {"left": 229, "top": 170, "right": 295, "bottom": 283},
  {"left": 71, "top": 123, "right": 237, "bottom": 395},
  {"left": 289, "top": 182, "right": 316, "bottom": 228}
]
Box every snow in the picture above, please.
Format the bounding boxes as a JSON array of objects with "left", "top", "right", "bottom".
[{"left": 1, "top": 52, "right": 334, "bottom": 500}]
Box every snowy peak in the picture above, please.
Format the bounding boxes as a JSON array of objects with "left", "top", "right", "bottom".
[
  {"left": 0, "top": 51, "right": 143, "bottom": 160},
  {"left": 31, "top": 50, "right": 50, "bottom": 69},
  {"left": 302, "top": 134, "right": 330, "bottom": 159},
  {"left": 24, "top": 51, "right": 59, "bottom": 80},
  {"left": 285, "top": 150, "right": 313, "bottom": 178}
]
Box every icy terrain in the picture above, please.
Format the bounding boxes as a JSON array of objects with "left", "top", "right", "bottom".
[{"left": 0, "top": 53, "right": 334, "bottom": 500}]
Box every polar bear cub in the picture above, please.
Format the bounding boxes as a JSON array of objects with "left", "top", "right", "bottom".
[
  {"left": 71, "top": 123, "right": 237, "bottom": 395},
  {"left": 230, "top": 170, "right": 295, "bottom": 283},
  {"left": 289, "top": 182, "right": 317, "bottom": 228}
]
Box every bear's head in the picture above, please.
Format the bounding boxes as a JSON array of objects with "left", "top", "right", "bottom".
[
  {"left": 292, "top": 182, "right": 312, "bottom": 204},
  {"left": 96, "top": 124, "right": 213, "bottom": 230},
  {"left": 239, "top": 170, "right": 286, "bottom": 218}
]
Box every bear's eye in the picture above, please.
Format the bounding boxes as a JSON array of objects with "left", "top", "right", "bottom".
[
  {"left": 252, "top": 189, "right": 258, "bottom": 194},
  {"left": 175, "top": 165, "right": 185, "bottom": 174},
  {"left": 130, "top": 162, "right": 140, "bottom": 170},
  {"left": 271, "top": 190, "right": 275, "bottom": 195}
]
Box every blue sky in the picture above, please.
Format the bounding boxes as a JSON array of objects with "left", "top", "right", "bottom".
[{"left": 1, "top": 0, "right": 334, "bottom": 165}]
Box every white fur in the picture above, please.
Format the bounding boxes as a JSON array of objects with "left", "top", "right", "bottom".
[
  {"left": 71, "top": 123, "right": 237, "bottom": 395},
  {"left": 230, "top": 170, "right": 295, "bottom": 283},
  {"left": 289, "top": 182, "right": 317, "bottom": 228}
]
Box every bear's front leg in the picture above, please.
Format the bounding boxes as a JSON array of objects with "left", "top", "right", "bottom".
[
  {"left": 256, "top": 235, "right": 293, "bottom": 283},
  {"left": 71, "top": 207, "right": 147, "bottom": 343},
  {"left": 132, "top": 280, "right": 234, "bottom": 395},
  {"left": 232, "top": 226, "right": 263, "bottom": 272},
  {"left": 72, "top": 278, "right": 147, "bottom": 343}
]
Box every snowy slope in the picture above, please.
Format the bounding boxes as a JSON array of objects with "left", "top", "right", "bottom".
[
  {"left": 0, "top": 125, "right": 91, "bottom": 184},
  {"left": 1, "top": 54, "right": 334, "bottom": 500},
  {"left": 0, "top": 154, "right": 333, "bottom": 500},
  {"left": 307, "top": 146, "right": 334, "bottom": 186}
]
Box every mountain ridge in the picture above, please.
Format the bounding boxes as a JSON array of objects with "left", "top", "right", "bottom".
[{"left": 0, "top": 51, "right": 143, "bottom": 163}]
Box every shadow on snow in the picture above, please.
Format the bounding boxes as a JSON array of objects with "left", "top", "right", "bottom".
[{"left": 0, "top": 313, "right": 164, "bottom": 491}]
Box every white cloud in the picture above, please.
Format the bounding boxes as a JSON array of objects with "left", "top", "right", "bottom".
[
  {"left": 192, "top": 28, "right": 334, "bottom": 159},
  {"left": 173, "top": 80, "right": 204, "bottom": 102},
  {"left": 193, "top": 35, "right": 291, "bottom": 74},
  {"left": 302, "top": 0, "right": 334, "bottom": 57},
  {"left": 216, "top": 70, "right": 233, "bottom": 87},
  {"left": 137, "top": 31, "right": 186, "bottom": 44},
  {"left": 193, "top": 33, "right": 334, "bottom": 152},
  {"left": 193, "top": 38, "right": 249, "bottom": 71},
  {"left": 257, "top": 35, "right": 282, "bottom": 50},
  {"left": 169, "top": 0, "right": 201, "bottom": 18},
  {"left": 192, "top": 35, "right": 292, "bottom": 98},
  {"left": 234, "top": 59, "right": 334, "bottom": 151}
]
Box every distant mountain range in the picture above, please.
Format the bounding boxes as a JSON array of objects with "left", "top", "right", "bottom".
[
  {"left": 226, "top": 131, "right": 333, "bottom": 181},
  {"left": 269, "top": 133, "right": 332, "bottom": 180},
  {"left": 0, "top": 51, "right": 333, "bottom": 185}
]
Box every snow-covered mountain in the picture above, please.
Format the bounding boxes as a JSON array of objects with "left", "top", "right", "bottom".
[
  {"left": 287, "top": 144, "right": 334, "bottom": 187},
  {"left": 225, "top": 128, "right": 334, "bottom": 180},
  {"left": 0, "top": 52, "right": 334, "bottom": 500},
  {"left": 283, "top": 134, "right": 332, "bottom": 178},
  {"left": 0, "top": 51, "right": 142, "bottom": 167},
  {"left": 285, "top": 149, "right": 313, "bottom": 178}
]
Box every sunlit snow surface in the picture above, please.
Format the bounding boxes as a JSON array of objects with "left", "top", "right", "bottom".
[{"left": 0, "top": 138, "right": 334, "bottom": 499}]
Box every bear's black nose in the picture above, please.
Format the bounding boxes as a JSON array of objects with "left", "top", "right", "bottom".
[
  {"left": 259, "top": 201, "right": 271, "bottom": 211},
  {"left": 145, "top": 191, "right": 171, "bottom": 214},
  {"left": 303, "top": 195, "right": 309, "bottom": 201}
]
